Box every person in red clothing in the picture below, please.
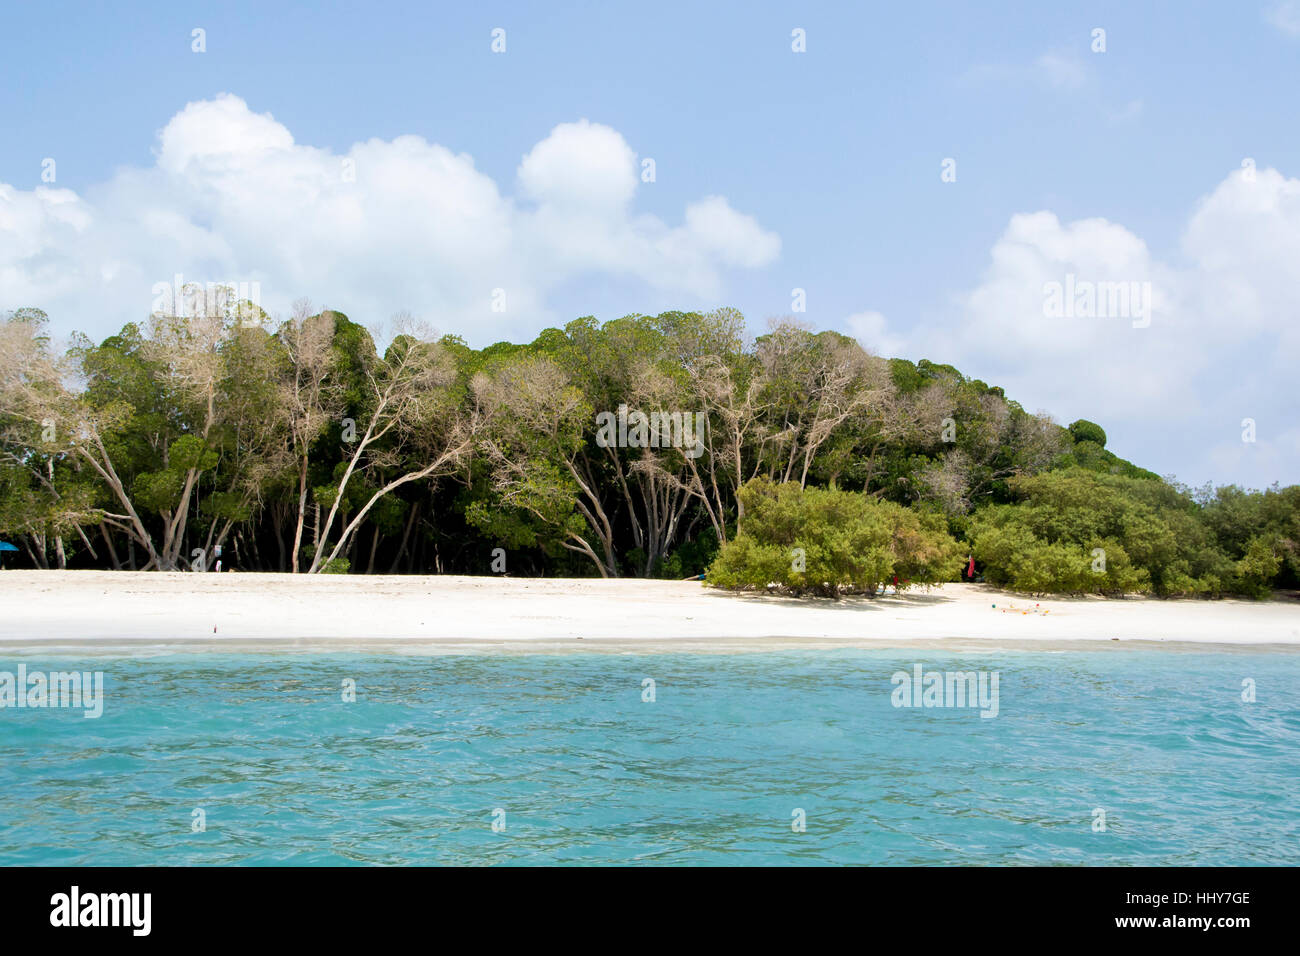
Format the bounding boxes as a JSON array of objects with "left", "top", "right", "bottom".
[{"left": 965, "top": 554, "right": 976, "bottom": 579}]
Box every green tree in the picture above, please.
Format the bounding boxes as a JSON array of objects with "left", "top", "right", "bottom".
[
  {"left": 1068, "top": 419, "right": 1107, "bottom": 447},
  {"left": 968, "top": 469, "right": 1233, "bottom": 595},
  {"left": 707, "top": 477, "right": 962, "bottom": 597}
]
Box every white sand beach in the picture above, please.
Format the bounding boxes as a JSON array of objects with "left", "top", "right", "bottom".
[{"left": 0, "top": 570, "right": 1296, "bottom": 650}]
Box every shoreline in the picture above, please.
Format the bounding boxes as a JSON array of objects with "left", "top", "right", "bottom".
[{"left": 1, "top": 570, "right": 1297, "bottom": 652}]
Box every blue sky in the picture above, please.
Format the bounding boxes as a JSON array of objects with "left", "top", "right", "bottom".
[{"left": 3, "top": 1, "right": 1299, "bottom": 488}]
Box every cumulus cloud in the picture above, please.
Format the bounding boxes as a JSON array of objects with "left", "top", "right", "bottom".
[
  {"left": 859, "top": 165, "right": 1300, "bottom": 487},
  {"left": 517, "top": 118, "right": 637, "bottom": 211},
  {"left": 0, "top": 95, "right": 780, "bottom": 343}
]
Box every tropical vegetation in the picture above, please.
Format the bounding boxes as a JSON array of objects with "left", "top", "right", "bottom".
[{"left": 1, "top": 296, "right": 1295, "bottom": 597}]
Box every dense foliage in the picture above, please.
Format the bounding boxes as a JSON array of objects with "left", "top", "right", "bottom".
[
  {"left": 707, "top": 478, "right": 962, "bottom": 596},
  {"left": 1, "top": 299, "right": 1295, "bottom": 597},
  {"left": 965, "top": 470, "right": 1300, "bottom": 597}
]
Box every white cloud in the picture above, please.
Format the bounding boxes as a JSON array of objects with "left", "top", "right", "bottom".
[
  {"left": 1266, "top": 1, "right": 1300, "bottom": 36},
  {"left": 0, "top": 94, "right": 780, "bottom": 343},
  {"left": 517, "top": 118, "right": 637, "bottom": 211},
  {"left": 1034, "top": 52, "right": 1088, "bottom": 90},
  {"left": 845, "top": 310, "right": 905, "bottom": 358},
  {"left": 1208, "top": 425, "right": 1300, "bottom": 482},
  {"left": 156, "top": 94, "right": 295, "bottom": 173},
  {"left": 876, "top": 165, "right": 1300, "bottom": 487}
]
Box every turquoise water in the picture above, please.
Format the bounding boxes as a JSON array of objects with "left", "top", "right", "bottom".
[{"left": 1, "top": 648, "right": 1297, "bottom": 865}]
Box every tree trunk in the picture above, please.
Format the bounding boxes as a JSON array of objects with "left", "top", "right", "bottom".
[
  {"left": 389, "top": 501, "right": 419, "bottom": 573},
  {"left": 24, "top": 535, "right": 46, "bottom": 570},
  {"left": 290, "top": 454, "right": 309, "bottom": 573},
  {"left": 274, "top": 509, "right": 287, "bottom": 571},
  {"left": 99, "top": 523, "right": 122, "bottom": 570}
]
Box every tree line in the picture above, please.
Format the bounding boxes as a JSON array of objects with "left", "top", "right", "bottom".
[{"left": 1, "top": 296, "right": 1295, "bottom": 595}]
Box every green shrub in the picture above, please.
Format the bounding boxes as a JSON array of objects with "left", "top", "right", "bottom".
[
  {"left": 1201, "top": 484, "right": 1300, "bottom": 589},
  {"left": 706, "top": 478, "right": 962, "bottom": 597},
  {"left": 1232, "top": 536, "right": 1282, "bottom": 599},
  {"left": 968, "top": 468, "right": 1231, "bottom": 595},
  {"left": 1067, "top": 419, "right": 1107, "bottom": 448},
  {"left": 653, "top": 531, "right": 720, "bottom": 579},
  {"left": 319, "top": 557, "right": 351, "bottom": 575}
]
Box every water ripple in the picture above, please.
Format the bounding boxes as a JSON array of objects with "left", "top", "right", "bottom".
[{"left": 0, "top": 648, "right": 1297, "bottom": 865}]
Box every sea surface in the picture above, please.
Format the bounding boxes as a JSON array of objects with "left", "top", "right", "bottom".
[{"left": 1, "top": 647, "right": 1297, "bottom": 865}]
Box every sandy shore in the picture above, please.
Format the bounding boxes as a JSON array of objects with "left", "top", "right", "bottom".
[{"left": 0, "top": 570, "right": 1297, "bottom": 651}]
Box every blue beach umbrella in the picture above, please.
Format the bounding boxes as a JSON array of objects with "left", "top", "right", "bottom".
[{"left": 0, "top": 542, "right": 18, "bottom": 552}]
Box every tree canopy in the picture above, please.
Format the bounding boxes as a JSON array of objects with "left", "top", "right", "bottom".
[{"left": 2, "top": 304, "right": 1294, "bottom": 597}]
